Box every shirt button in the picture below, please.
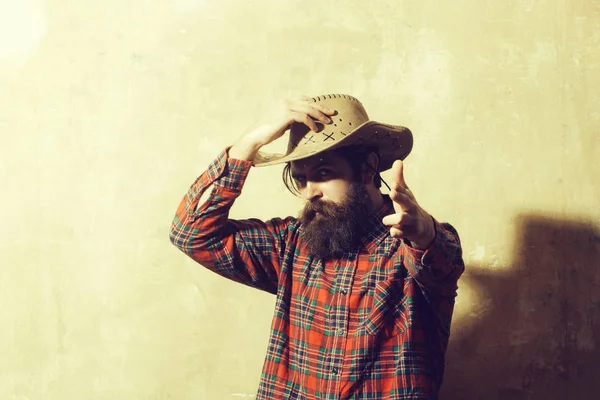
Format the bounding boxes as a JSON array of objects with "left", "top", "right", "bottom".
[
  {"left": 341, "top": 289, "right": 348, "bottom": 295},
  {"left": 338, "top": 329, "right": 345, "bottom": 336},
  {"left": 332, "top": 367, "right": 339, "bottom": 374}
]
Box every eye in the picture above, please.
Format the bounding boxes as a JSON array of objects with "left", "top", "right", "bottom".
[
  {"left": 294, "top": 175, "right": 306, "bottom": 185},
  {"left": 318, "top": 169, "right": 331, "bottom": 178}
]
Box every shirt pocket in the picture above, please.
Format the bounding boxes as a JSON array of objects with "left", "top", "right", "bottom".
[
  {"left": 290, "top": 262, "right": 327, "bottom": 335},
  {"left": 364, "top": 278, "right": 408, "bottom": 336}
]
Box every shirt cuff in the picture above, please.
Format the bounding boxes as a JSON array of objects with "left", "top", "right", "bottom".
[
  {"left": 210, "top": 147, "right": 253, "bottom": 191},
  {"left": 403, "top": 218, "right": 444, "bottom": 267}
]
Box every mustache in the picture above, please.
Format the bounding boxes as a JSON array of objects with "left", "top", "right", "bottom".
[{"left": 302, "top": 199, "right": 338, "bottom": 218}]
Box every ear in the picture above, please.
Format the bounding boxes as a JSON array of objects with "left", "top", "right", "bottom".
[{"left": 361, "top": 152, "right": 380, "bottom": 185}]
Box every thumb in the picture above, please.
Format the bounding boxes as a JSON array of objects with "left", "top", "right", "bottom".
[{"left": 390, "top": 159, "right": 408, "bottom": 189}]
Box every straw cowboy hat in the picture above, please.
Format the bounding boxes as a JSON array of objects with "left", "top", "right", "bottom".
[{"left": 253, "top": 93, "right": 413, "bottom": 172}]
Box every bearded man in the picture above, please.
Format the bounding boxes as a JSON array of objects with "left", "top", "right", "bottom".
[{"left": 169, "top": 94, "right": 465, "bottom": 399}]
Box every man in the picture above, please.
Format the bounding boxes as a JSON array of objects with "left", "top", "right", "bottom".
[{"left": 169, "top": 94, "right": 465, "bottom": 399}]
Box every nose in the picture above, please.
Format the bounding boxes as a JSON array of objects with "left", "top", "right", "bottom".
[{"left": 303, "top": 181, "right": 322, "bottom": 202}]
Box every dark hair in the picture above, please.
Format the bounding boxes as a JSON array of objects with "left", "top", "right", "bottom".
[{"left": 282, "top": 146, "right": 383, "bottom": 196}]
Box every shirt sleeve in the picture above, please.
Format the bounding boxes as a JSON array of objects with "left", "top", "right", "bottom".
[
  {"left": 402, "top": 218, "right": 465, "bottom": 301},
  {"left": 168, "top": 147, "right": 294, "bottom": 294}
]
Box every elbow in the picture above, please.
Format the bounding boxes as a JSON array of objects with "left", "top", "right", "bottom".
[
  {"left": 168, "top": 225, "right": 177, "bottom": 246},
  {"left": 169, "top": 221, "right": 212, "bottom": 256},
  {"left": 169, "top": 223, "right": 189, "bottom": 252}
]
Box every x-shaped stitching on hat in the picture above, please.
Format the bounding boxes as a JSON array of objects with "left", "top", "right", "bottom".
[
  {"left": 304, "top": 135, "right": 315, "bottom": 144},
  {"left": 322, "top": 132, "right": 335, "bottom": 141}
]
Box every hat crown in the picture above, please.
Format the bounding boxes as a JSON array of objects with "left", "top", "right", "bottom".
[{"left": 288, "top": 94, "right": 369, "bottom": 153}]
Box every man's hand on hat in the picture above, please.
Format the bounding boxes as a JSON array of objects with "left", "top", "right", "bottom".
[
  {"left": 382, "top": 160, "right": 436, "bottom": 250},
  {"left": 230, "top": 96, "right": 335, "bottom": 162}
]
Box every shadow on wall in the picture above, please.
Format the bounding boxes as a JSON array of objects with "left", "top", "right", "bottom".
[{"left": 441, "top": 214, "right": 600, "bottom": 400}]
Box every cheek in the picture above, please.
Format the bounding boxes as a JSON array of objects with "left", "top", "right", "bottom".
[{"left": 322, "top": 180, "right": 351, "bottom": 203}]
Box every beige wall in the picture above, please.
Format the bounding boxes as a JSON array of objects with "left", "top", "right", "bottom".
[{"left": 1, "top": 0, "right": 599, "bottom": 398}]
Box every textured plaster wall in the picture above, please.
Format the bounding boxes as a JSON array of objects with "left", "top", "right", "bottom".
[{"left": 1, "top": 0, "right": 599, "bottom": 399}]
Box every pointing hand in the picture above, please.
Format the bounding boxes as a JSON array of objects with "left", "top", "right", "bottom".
[{"left": 382, "top": 160, "right": 435, "bottom": 249}]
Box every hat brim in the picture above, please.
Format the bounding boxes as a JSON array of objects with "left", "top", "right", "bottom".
[{"left": 252, "top": 120, "right": 413, "bottom": 171}]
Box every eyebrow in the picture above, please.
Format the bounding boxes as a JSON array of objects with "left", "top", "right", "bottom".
[{"left": 291, "top": 161, "right": 333, "bottom": 179}]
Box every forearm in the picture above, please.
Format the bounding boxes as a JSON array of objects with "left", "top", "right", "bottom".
[{"left": 229, "top": 131, "right": 264, "bottom": 162}]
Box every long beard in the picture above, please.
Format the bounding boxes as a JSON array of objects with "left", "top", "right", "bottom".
[{"left": 298, "top": 183, "right": 372, "bottom": 260}]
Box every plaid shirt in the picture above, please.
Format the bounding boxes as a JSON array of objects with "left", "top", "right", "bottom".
[{"left": 169, "top": 149, "right": 465, "bottom": 399}]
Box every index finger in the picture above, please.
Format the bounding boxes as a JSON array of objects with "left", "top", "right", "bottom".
[
  {"left": 309, "top": 102, "right": 336, "bottom": 115},
  {"left": 390, "top": 188, "right": 415, "bottom": 213},
  {"left": 390, "top": 159, "right": 409, "bottom": 190},
  {"left": 298, "top": 96, "right": 336, "bottom": 115}
]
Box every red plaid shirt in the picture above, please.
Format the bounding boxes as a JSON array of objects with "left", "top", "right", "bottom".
[{"left": 169, "top": 149, "right": 465, "bottom": 399}]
